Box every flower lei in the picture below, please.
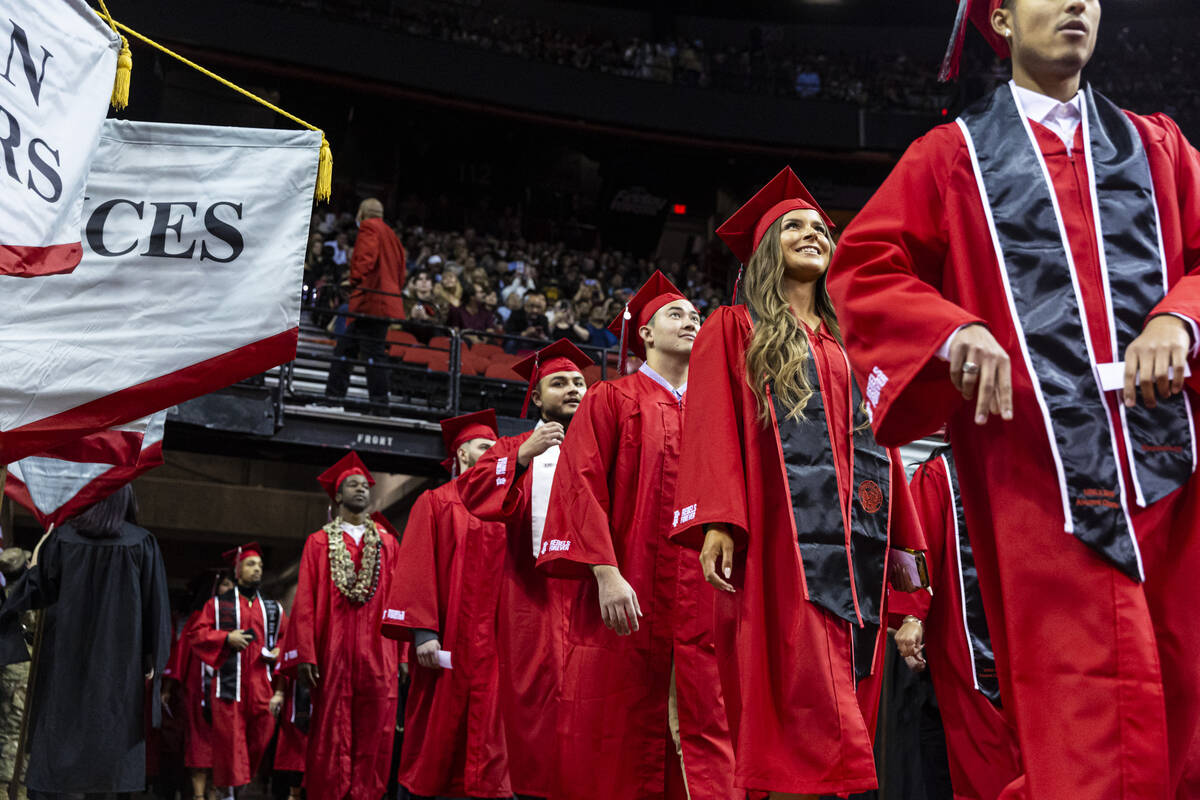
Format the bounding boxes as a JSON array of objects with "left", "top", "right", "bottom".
[{"left": 324, "top": 516, "right": 381, "bottom": 605}]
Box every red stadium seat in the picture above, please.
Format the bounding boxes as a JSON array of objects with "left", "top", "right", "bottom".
[
  {"left": 426, "top": 352, "right": 450, "bottom": 373},
  {"left": 470, "top": 342, "right": 505, "bottom": 361},
  {"left": 428, "top": 336, "right": 452, "bottom": 351},
  {"left": 485, "top": 362, "right": 520, "bottom": 380}
]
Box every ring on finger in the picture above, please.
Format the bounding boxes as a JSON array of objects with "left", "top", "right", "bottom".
[{"left": 962, "top": 361, "right": 981, "bottom": 375}]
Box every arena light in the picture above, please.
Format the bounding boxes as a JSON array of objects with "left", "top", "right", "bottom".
[{"left": 672, "top": 203, "right": 688, "bottom": 215}]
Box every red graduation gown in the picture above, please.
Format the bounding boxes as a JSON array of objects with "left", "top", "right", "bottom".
[
  {"left": 670, "top": 306, "right": 924, "bottom": 796},
  {"left": 536, "top": 372, "right": 737, "bottom": 800},
  {"left": 828, "top": 112, "right": 1200, "bottom": 799},
  {"left": 279, "top": 529, "right": 401, "bottom": 800},
  {"left": 272, "top": 673, "right": 308, "bottom": 774},
  {"left": 890, "top": 455, "right": 1022, "bottom": 800},
  {"left": 458, "top": 430, "right": 563, "bottom": 798},
  {"left": 164, "top": 610, "right": 214, "bottom": 769},
  {"left": 190, "top": 592, "right": 286, "bottom": 787},
  {"left": 381, "top": 477, "right": 511, "bottom": 799}
]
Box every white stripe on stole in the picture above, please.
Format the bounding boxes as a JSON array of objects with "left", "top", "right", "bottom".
[{"left": 943, "top": 454, "right": 983, "bottom": 695}]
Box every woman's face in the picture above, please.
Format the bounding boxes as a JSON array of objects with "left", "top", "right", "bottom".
[
  {"left": 442, "top": 271, "right": 459, "bottom": 290},
  {"left": 778, "top": 209, "right": 832, "bottom": 282}
]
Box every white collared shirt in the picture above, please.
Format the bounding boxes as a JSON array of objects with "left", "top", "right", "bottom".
[
  {"left": 1010, "top": 80, "right": 1083, "bottom": 149},
  {"left": 341, "top": 522, "right": 367, "bottom": 546},
  {"left": 638, "top": 362, "right": 686, "bottom": 403}
]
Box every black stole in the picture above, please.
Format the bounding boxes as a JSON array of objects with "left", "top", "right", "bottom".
[
  {"left": 214, "top": 589, "right": 281, "bottom": 702},
  {"left": 934, "top": 447, "right": 1000, "bottom": 707},
  {"left": 759, "top": 316, "right": 893, "bottom": 682},
  {"left": 958, "top": 84, "right": 1194, "bottom": 581}
]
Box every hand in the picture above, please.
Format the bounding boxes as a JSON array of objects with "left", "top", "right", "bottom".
[
  {"left": 948, "top": 324, "right": 1013, "bottom": 425},
  {"left": 1124, "top": 315, "right": 1192, "bottom": 409},
  {"left": 145, "top": 667, "right": 155, "bottom": 681},
  {"left": 895, "top": 617, "right": 926, "bottom": 671},
  {"left": 699, "top": 526, "right": 736, "bottom": 593},
  {"left": 269, "top": 690, "right": 284, "bottom": 718},
  {"left": 265, "top": 646, "right": 281, "bottom": 662},
  {"left": 399, "top": 662, "right": 409, "bottom": 682},
  {"left": 517, "top": 422, "right": 565, "bottom": 467},
  {"left": 226, "top": 630, "right": 252, "bottom": 652},
  {"left": 416, "top": 639, "right": 443, "bottom": 669},
  {"left": 593, "top": 565, "right": 642, "bottom": 635},
  {"left": 298, "top": 663, "right": 320, "bottom": 689}
]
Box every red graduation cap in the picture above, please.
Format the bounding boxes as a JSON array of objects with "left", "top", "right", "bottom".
[
  {"left": 221, "top": 542, "right": 262, "bottom": 569},
  {"left": 716, "top": 167, "right": 835, "bottom": 267},
  {"left": 511, "top": 339, "right": 593, "bottom": 418},
  {"left": 316, "top": 451, "right": 376, "bottom": 502},
  {"left": 939, "top": 0, "right": 1009, "bottom": 82},
  {"left": 608, "top": 270, "right": 689, "bottom": 373},
  {"left": 439, "top": 409, "right": 499, "bottom": 474}
]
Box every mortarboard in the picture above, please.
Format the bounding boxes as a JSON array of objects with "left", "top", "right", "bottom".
[
  {"left": 716, "top": 167, "right": 835, "bottom": 267},
  {"left": 608, "top": 271, "right": 689, "bottom": 373},
  {"left": 511, "top": 339, "right": 593, "bottom": 418},
  {"left": 222, "top": 542, "right": 262, "bottom": 569},
  {"left": 316, "top": 451, "right": 376, "bottom": 502},
  {"left": 939, "top": 0, "right": 1010, "bottom": 82},
  {"left": 439, "top": 409, "right": 499, "bottom": 475}
]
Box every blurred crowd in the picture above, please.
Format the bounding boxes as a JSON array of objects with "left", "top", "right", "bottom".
[{"left": 304, "top": 210, "right": 729, "bottom": 350}]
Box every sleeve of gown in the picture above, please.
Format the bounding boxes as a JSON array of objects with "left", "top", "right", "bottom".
[
  {"left": 827, "top": 127, "right": 988, "bottom": 446},
  {"left": 0, "top": 531, "right": 63, "bottom": 617},
  {"left": 537, "top": 382, "right": 620, "bottom": 578},
  {"left": 163, "top": 616, "right": 191, "bottom": 683},
  {"left": 888, "top": 457, "right": 945, "bottom": 625},
  {"left": 669, "top": 307, "right": 751, "bottom": 552},
  {"left": 280, "top": 537, "right": 321, "bottom": 673},
  {"left": 1145, "top": 113, "right": 1200, "bottom": 393},
  {"left": 458, "top": 434, "right": 528, "bottom": 521},
  {"left": 141, "top": 533, "right": 171, "bottom": 674},
  {"left": 382, "top": 491, "right": 442, "bottom": 641},
  {"left": 188, "top": 597, "right": 230, "bottom": 669},
  {"left": 887, "top": 447, "right": 926, "bottom": 552}
]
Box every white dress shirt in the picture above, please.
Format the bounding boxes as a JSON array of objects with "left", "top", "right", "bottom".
[
  {"left": 341, "top": 522, "right": 366, "bottom": 546},
  {"left": 938, "top": 82, "right": 1198, "bottom": 361}
]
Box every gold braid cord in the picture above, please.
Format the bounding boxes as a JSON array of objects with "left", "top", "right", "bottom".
[
  {"left": 324, "top": 517, "right": 381, "bottom": 604},
  {"left": 89, "top": 1, "right": 332, "bottom": 200}
]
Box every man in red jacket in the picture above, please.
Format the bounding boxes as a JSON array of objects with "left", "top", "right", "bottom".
[{"left": 325, "top": 198, "right": 406, "bottom": 412}]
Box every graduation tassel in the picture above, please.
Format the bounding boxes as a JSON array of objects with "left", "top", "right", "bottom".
[
  {"left": 616, "top": 305, "right": 631, "bottom": 376},
  {"left": 732, "top": 265, "right": 744, "bottom": 305},
  {"left": 938, "top": 0, "right": 973, "bottom": 82},
  {"left": 520, "top": 353, "right": 540, "bottom": 418}
]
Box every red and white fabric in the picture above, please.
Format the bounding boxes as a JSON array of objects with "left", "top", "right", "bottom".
[
  {"left": 0, "top": 1, "right": 120, "bottom": 277},
  {"left": 0, "top": 120, "right": 320, "bottom": 463},
  {"left": 4, "top": 409, "right": 166, "bottom": 527}
]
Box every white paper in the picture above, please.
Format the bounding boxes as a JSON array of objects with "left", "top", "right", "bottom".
[
  {"left": 1097, "top": 361, "right": 1191, "bottom": 393},
  {"left": 437, "top": 650, "right": 453, "bottom": 670}
]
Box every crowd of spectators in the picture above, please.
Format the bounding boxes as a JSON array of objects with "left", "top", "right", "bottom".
[{"left": 303, "top": 210, "right": 729, "bottom": 355}]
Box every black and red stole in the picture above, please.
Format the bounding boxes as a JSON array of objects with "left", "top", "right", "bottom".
[
  {"left": 958, "top": 83, "right": 1195, "bottom": 581},
  {"left": 213, "top": 587, "right": 281, "bottom": 702}
]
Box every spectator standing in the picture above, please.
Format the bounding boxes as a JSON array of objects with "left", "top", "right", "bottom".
[
  {"left": 505, "top": 292, "right": 550, "bottom": 342},
  {"left": 325, "top": 198, "right": 406, "bottom": 414},
  {"left": 434, "top": 269, "right": 464, "bottom": 310},
  {"left": 447, "top": 284, "right": 499, "bottom": 341},
  {"left": 0, "top": 486, "right": 170, "bottom": 796},
  {"left": 585, "top": 305, "right": 618, "bottom": 349},
  {"left": 404, "top": 271, "right": 447, "bottom": 326},
  {"left": 549, "top": 299, "right": 589, "bottom": 344}
]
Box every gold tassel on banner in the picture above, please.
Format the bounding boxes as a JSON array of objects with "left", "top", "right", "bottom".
[
  {"left": 94, "top": 0, "right": 131, "bottom": 110},
  {"left": 111, "top": 36, "right": 131, "bottom": 110},
  {"left": 317, "top": 137, "right": 332, "bottom": 202},
  {"left": 90, "top": 3, "right": 332, "bottom": 202}
]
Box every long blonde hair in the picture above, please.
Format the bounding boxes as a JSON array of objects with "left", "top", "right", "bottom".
[{"left": 743, "top": 215, "right": 841, "bottom": 424}]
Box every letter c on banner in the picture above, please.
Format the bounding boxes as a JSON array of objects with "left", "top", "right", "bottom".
[{"left": 85, "top": 198, "right": 144, "bottom": 257}]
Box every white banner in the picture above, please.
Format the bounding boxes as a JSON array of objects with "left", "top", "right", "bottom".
[
  {"left": 5, "top": 410, "right": 166, "bottom": 528},
  {"left": 0, "top": 119, "right": 319, "bottom": 462},
  {"left": 0, "top": 0, "right": 120, "bottom": 277}
]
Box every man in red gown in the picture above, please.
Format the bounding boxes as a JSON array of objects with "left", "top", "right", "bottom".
[
  {"left": 536, "top": 272, "right": 737, "bottom": 800},
  {"left": 382, "top": 409, "right": 512, "bottom": 799},
  {"left": 892, "top": 447, "right": 1022, "bottom": 800},
  {"left": 458, "top": 339, "right": 592, "bottom": 799},
  {"left": 828, "top": 2, "right": 1200, "bottom": 797},
  {"left": 189, "top": 545, "right": 286, "bottom": 794},
  {"left": 163, "top": 572, "right": 235, "bottom": 800},
  {"left": 279, "top": 452, "right": 401, "bottom": 800}
]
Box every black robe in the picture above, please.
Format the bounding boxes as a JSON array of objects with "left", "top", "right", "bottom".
[{"left": 0, "top": 522, "right": 170, "bottom": 793}]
